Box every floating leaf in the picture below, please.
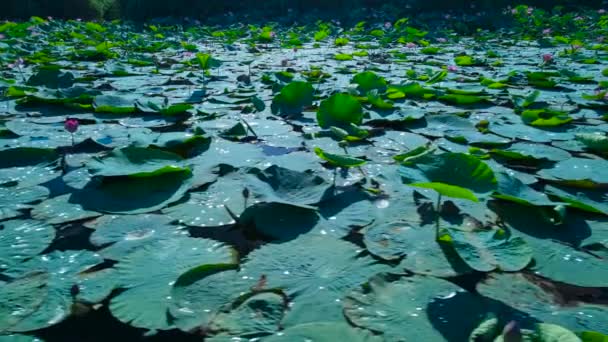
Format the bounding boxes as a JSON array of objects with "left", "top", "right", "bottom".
[
  {"left": 110, "top": 237, "right": 236, "bottom": 330},
  {"left": 316, "top": 93, "right": 363, "bottom": 129},
  {"left": 314, "top": 147, "right": 366, "bottom": 168}
]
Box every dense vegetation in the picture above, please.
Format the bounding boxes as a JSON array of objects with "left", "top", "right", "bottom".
[
  {"left": 2, "top": 0, "right": 605, "bottom": 20},
  {"left": 1, "top": 2, "right": 608, "bottom": 342}
]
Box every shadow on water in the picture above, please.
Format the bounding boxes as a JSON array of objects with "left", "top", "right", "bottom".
[
  {"left": 35, "top": 304, "right": 200, "bottom": 342},
  {"left": 426, "top": 290, "right": 542, "bottom": 342}
]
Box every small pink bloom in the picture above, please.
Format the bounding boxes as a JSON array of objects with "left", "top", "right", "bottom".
[
  {"left": 64, "top": 118, "right": 79, "bottom": 133},
  {"left": 447, "top": 65, "right": 458, "bottom": 72},
  {"left": 406, "top": 42, "right": 417, "bottom": 48},
  {"left": 527, "top": 7, "right": 534, "bottom": 14},
  {"left": 269, "top": 31, "right": 276, "bottom": 38},
  {"left": 437, "top": 37, "right": 447, "bottom": 43},
  {"left": 183, "top": 51, "right": 194, "bottom": 58},
  {"left": 575, "top": 16, "right": 584, "bottom": 21},
  {"left": 573, "top": 44, "right": 583, "bottom": 50},
  {"left": 0, "top": 34, "right": 5, "bottom": 40},
  {"left": 599, "top": 9, "right": 606, "bottom": 14},
  {"left": 384, "top": 22, "right": 392, "bottom": 29},
  {"left": 511, "top": 8, "right": 518, "bottom": 14},
  {"left": 76, "top": 18, "right": 82, "bottom": 22},
  {"left": 542, "top": 28, "right": 552, "bottom": 35},
  {"left": 542, "top": 53, "right": 553, "bottom": 63},
  {"left": 47, "top": 16, "right": 53, "bottom": 21}
]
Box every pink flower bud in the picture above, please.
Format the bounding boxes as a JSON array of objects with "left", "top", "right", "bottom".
[
  {"left": 406, "top": 42, "right": 417, "bottom": 48},
  {"left": 437, "top": 38, "right": 447, "bottom": 43},
  {"left": 542, "top": 28, "right": 552, "bottom": 35},
  {"left": 64, "top": 118, "right": 79, "bottom": 133},
  {"left": 0, "top": 34, "right": 5, "bottom": 40},
  {"left": 542, "top": 53, "right": 553, "bottom": 63},
  {"left": 599, "top": 9, "right": 606, "bottom": 14},
  {"left": 447, "top": 65, "right": 458, "bottom": 72}
]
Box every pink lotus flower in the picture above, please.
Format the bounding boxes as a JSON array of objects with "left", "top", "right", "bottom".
[
  {"left": 437, "top": 38, "right": 447, "bottom": 43},
  {"left": 511, "top": 8, "right": 517, "bottom": 15},
  {"left": 384, "top": 22, "right": 392, "bottom": 29},
  {"left": 447, "top": 65, "right": 458, "bottom": 72},
  {"left": 599, "top": 9, "right": 606, "bottom": 14},
  {"left": 406, "top": 42, "right": 417, "bottom": 48},
  {"left": 572, "top": 44, "right": 582, "bottom": 50},
  {"left": 542, "top": 53, "right": 553, "bottom": 63},
  {"left": 0, "top": 34, "right": 5, "bottom": 40},
  {"left": 47, "top": 16, "right": 53, "bottom": 21},
  {"left": 76, "top": 18, "right": 82, "bottom": 22},
  {"left": 575, "top": 16, "right": 584, "bottom": 21},
  {"left": 64, "top": 118, "right": 79, "bottom": 133},
  {"left": 542, "top": 28, "right": 552, "bottom": 35}
]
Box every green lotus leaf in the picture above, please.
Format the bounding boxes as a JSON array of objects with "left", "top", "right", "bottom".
[
  {"left": 169, "top": 267, "right": 247, "bottom": 332},
  {"left": 344, "top": 273, "right": 487, "bottom": 341},
  {"left": 3, "top": 250, "right": 109, "bottom": 332},
  {"left": 237, "top": 235, "right": 390, "bottom": 322},
  {"left": 544, "top": 185, "right": 608, "bottom": 215},
  {"left": 93, "top": 95, "right": 138, "bottom": 114},
  {"left": 87, "top": 147, "right": 185, "bottom": 177},
  {"left": 400, "top": 152, "right": 497, "bottom": 198},
  {"left": 0, "top": 273, "right": 49, "bottom": 333},
  {"left": 535, "top": 324, "right": 581, "bottom": 342},
  {"left": 493, "top": 172, "right": 557, "bottom": 207},
  {"left": 314, "top": 147, "right": 367, "bottom": 168},
  {"left": 239, "top": 202, "right": 320, "bottom": 241},
  {"left": 352, "top": 71, "right": 387, "bottom": 94},
  {"left": 195, "top": 53, "right": 221, "bottom": 70},
  {"left": 575, "top": 133, "right": 608, "bottom": 155},
  {"left": 0, "top": 148, "right": 59, "bottom": 169},
  {"left": 366, "top": 90, "right": 394, "bottom": 109},
  {"left": 0, "top": 220, "right": 54, "bottom": 270},
  {"left": 31, "top": 194, "right": 101, "bottom": 225},
  {"left": 110, "top": 237, "right": 237, "bottom": 330},
  {"left": 27, "top": 68, "right": 74, "bottom": 89},
  {"left": 162, "top": 174, "right": 245, "bottom": 227},
  {"left": 387, "top": 83, "right": 436, "bottom": 100},
  {"left": 446, "top": 227, "right": 532, "bottom": 272},
  {"left": 149, "top": 133, "right": 211, "bottom": 158},
  {"left": 0, "top": 186, "right": 49, "bottom": 220},
  {"left": 264, "top": 322, "right": 382, "bottom": 342},
  {"left": 208, "top": 292, "right": 285, "bottom": 339},
  {"left": 477, "top": 273, "right": 608, "bottom": 333},
  {"left": 270, "top": 81, "right": 314, "bottom": 116},
  {"left": 316, "top": 93, "right": 363, "bottom": 129},
  {"left": 74, "top": 167, "right": 193, "bottom": 214},
  {"left": 521, "top": 109, "right": 572, "bottom": 127},
  {"left": 538, "top": 158, "right": 608, "bottom": 188},
  {"left": 88, "top": 214, "right": 187, "bottom": 260},
  {"left": 245, "top": 165, "right": 331, "bottom": 207},
  {"left": 410, "top": 182, "right": 480, "bottom": 202}
]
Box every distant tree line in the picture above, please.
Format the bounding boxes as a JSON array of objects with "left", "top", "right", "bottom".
[{"left": 2, "top": 0, "right": 603, "bottom": 20}]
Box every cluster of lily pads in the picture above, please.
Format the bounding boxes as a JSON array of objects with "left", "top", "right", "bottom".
[{"left": 0, "top": 7, "right": 607, "bottom": 342}]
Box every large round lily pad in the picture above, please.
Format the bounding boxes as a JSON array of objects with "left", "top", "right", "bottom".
[
  {"left": 0, "top": 220, "right": 55, "bottom": 270},
  {"left": 110, "top": 237, "right": 237, "bottom": 330},
  {"left": 87, "top": 214, "right": 187, "bottom": 260},
  {"left": 2, "top": 250, "right": 109, "bottom": 332},
  {"left": 344, "top": 273, "right": 487, "bottom": 341}
]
